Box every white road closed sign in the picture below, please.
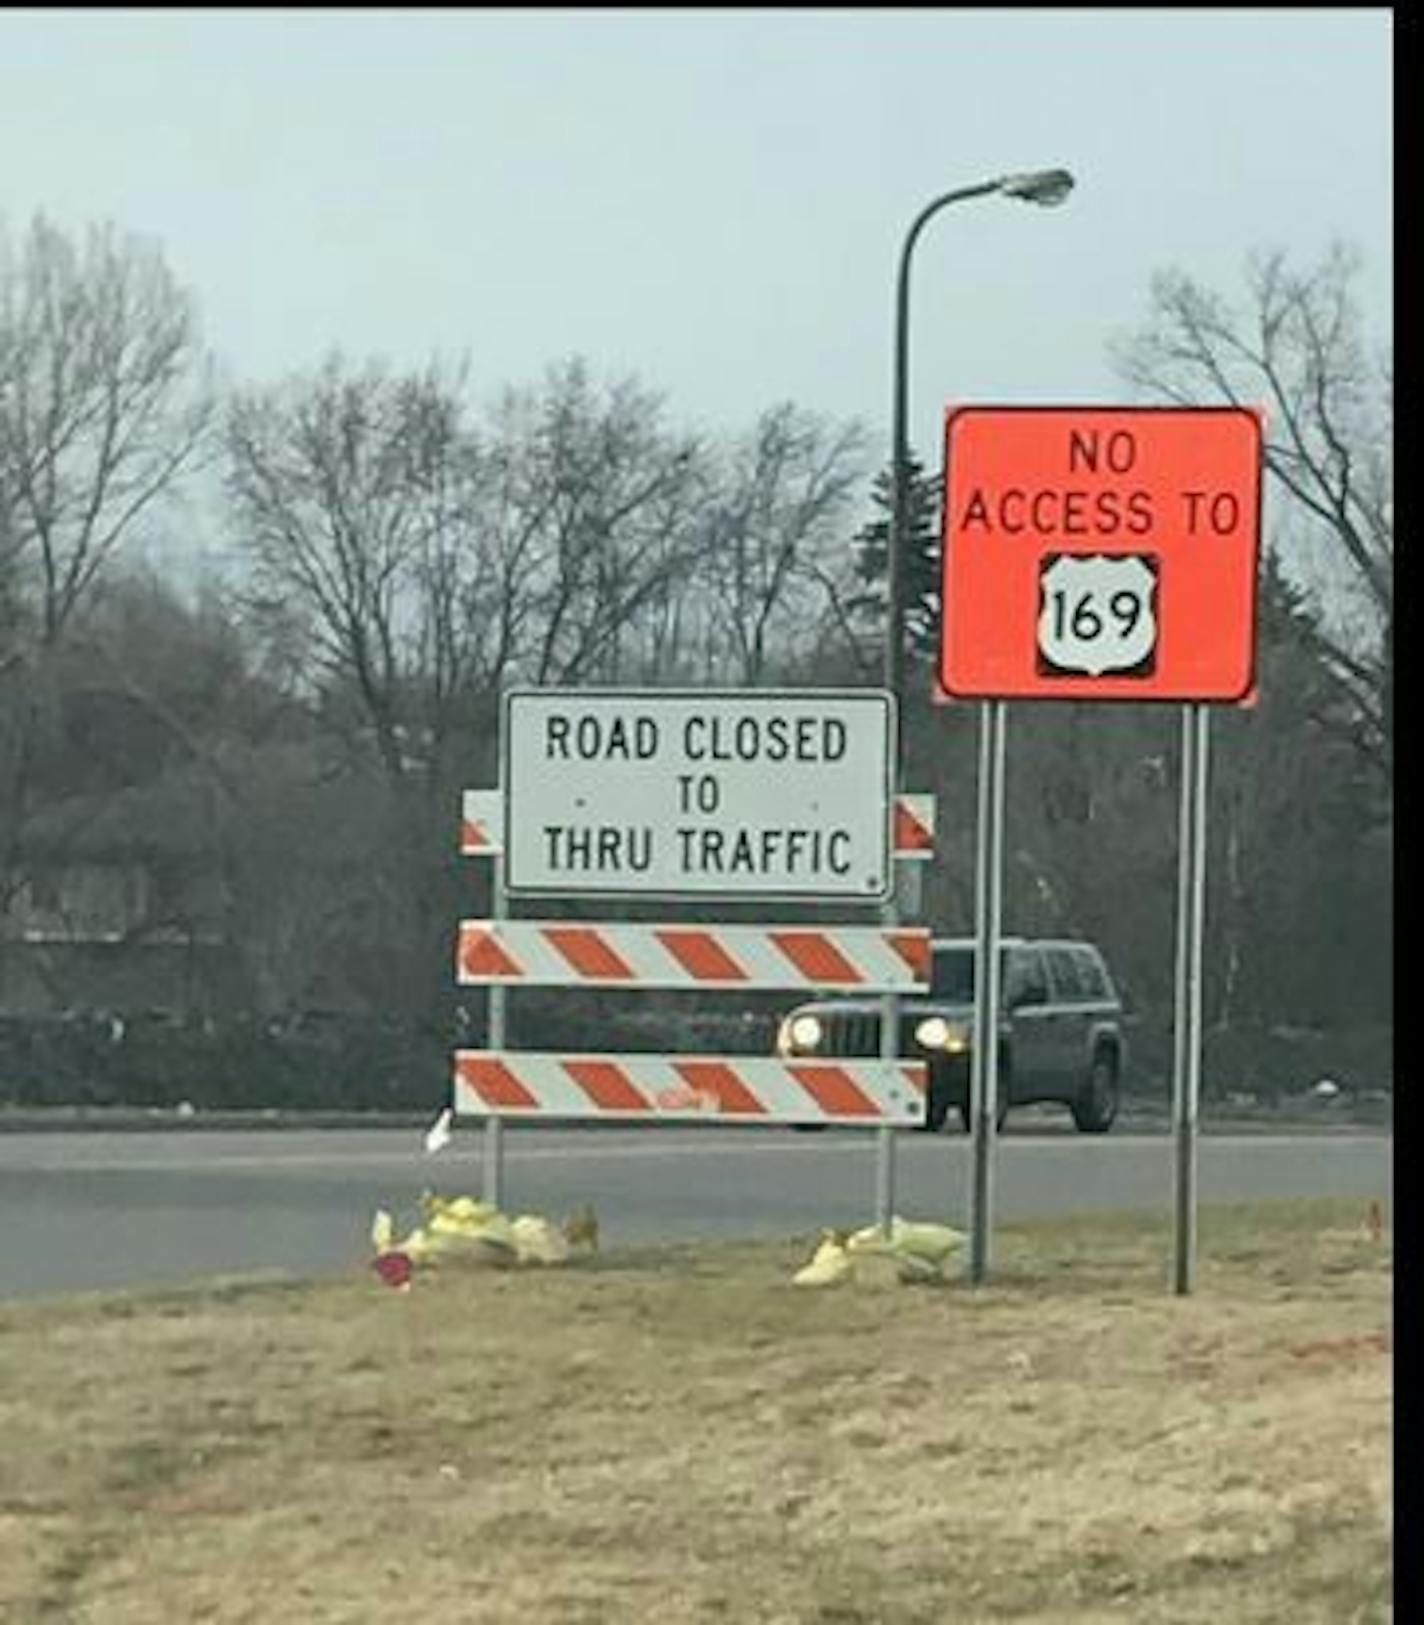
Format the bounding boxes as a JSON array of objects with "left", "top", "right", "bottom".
[{"left": 502, "top": 689, "right": 895, "bottom": 899}]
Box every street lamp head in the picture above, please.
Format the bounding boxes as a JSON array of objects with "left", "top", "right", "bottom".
[{"left": 998, "top": 168, "right": 1075, "bottom": 207}]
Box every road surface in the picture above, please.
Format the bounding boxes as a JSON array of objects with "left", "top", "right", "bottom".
[{"left": 0, "top": 1120, "right": 1391, "bottom": 1300}]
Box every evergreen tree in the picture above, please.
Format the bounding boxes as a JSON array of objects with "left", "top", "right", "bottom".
[{"left": 847, "top": 455, "right": 944, "bottom": 662}]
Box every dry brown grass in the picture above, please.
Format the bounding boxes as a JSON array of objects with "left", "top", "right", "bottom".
[{"left": 0, "top": 1198, "right": 1391, "bottom": 1624}]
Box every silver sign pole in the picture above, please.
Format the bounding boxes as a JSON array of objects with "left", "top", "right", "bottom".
[
  {"left": 968, "top": 697, "right": 1007, "bottom": 1284},
  {"left": 876, "top": 724, "right": 900, "bottom": 1237},
  {"left": 1171, "top": 702, "right": 1210, "bottom": 1294},
  {"left": 875, "top": 986, "right": 898, "bottom": 1238},
  {"left": 483, "top": 847, "right": 507, "bottom": 1212}
]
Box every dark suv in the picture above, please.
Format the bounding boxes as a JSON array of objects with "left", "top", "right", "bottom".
[{"left": 774, "top": 937, "right": 1125, "bottom": 1133}]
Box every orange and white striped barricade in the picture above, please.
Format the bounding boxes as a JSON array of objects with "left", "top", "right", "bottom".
[
  {"left": 459, "top": 790, "right": 936, "bottom": 861},
  {"left": 891, "top": 794, "right": 935, "bottom": 860},
  {"left": 453, "top": 1051, "right": 927, "bottom": 1126},
  {"left": 455, "top": 920, "right": 930, "bottom": 992},
  {"left": 459, "top": 790, "right": 502, "bottom": 856}
]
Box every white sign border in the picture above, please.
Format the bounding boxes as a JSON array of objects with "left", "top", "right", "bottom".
[{"left": 499, "top": 686, "right": 896, "bottom": 902}]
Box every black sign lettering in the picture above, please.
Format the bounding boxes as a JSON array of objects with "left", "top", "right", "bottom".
[
  {"left": 542, "top": 825, "right": 653, "bottom": 872},
  {"left": 960, "top": 488, "right": 993, "bottom": 530},
  {"left": 674, "top": 824, "right": 858, "bottom": 878},
  {"left": 547, "top": 713, "right": 660, "bottom": 761},
  {"left": 958, "top": 487, "right": 1158, "bottom": 539},
  {"left": 681, "top": 714, "right": 848, "bottom": 764},
  {"left": 1068, "top": 428, "right": 1137, "bottom": 474}
]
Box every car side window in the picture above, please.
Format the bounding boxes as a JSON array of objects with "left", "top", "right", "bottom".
[
  {"left": 1044, "top": 947, "right": 1085, "bottom": 1002},
  {"left": 1005, "top": 948, "right": 1049, "bottom": 1008},
  {"left": 1074, "top": 947, "right": 1109, "bottom": 1000}
]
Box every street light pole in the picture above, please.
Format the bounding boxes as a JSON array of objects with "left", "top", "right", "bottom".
[
  {"left": 884, "top": 168, "right": 1075, "bottom": 769},
  {"left": 886, "top": 180, "right": 999, "bottom": 722},
  {"left": 882, "top": 167, "right": 1074, "bottom": 1270}
]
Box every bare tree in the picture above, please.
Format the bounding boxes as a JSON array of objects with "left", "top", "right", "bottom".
[
  {"left": 1, "top": 215, "right": 212, "bottom": 932},
  {"left": 483, "top": 359, "right": 708, "bottom": 686},
  {"left": 224, "top": 353, "right": 479, "bottom": 785},
  {"left": 226, "top": 354, "right": 721, "bottom": 785},
  {"left": 1113, "top": 243, "right": 1392, "bottom": 778},
  {"left": 0, "top": 214, "right": 212, "bottom": 648},
  {"left": 222, "top": 356, "right": 721, "bottom": 1016},
  {"left": 697, "top": 403, "right": 869, "bottom": 685}
]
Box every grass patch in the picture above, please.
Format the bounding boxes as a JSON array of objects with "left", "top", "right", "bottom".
[{"left": 0, "top": 1198, "right": 1391, "bottom": 1623}]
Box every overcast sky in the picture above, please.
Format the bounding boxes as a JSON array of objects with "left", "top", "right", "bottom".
[{"left": 1, "top": 7, "right": 1392, "bottom": 478}]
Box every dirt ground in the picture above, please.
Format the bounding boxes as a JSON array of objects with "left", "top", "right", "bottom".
[{"left": 0, "top": 1197, "right": 1391, "bottom": 1624}]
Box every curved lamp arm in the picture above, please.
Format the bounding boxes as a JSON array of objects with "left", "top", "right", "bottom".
[{"left": 885, "top": 167, "right": 1076, "bottom": 745}]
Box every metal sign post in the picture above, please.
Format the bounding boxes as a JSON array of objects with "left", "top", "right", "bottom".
[
  {"left": 875, "top": 690, "right": 901, "bottom": 1235},
  {"left": 1171, "top": 703, "right": 1210, "bottom": 1293},
  {"left": 876, "top": 854, "right": 927, "bottom": 1233},
  {"left": 874, "top": 1090, "right": 897, "bottom": 1234},
  {"left": 968, "top": 698, "right": 1007, "bottom": 1284},
  {"left": 483, "top": 848, "right": 507, "bottom": 1211},
  {"left": 877, "top": 900, "right": 900, "bottom": 1237}
]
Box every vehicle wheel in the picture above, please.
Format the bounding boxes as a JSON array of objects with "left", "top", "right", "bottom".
[{"left": 1071, "top": 1052, "right": 1119, "bottom": 1133}]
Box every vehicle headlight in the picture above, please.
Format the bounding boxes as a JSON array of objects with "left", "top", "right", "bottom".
[
  {"left": 781, "top": 1013, "right": 823, "bottom": 1054},
  {"left": 915, "top": 1017, "right": 969, "bottom": 1053}
]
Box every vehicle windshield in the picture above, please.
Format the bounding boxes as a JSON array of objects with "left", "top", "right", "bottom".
[
  {"left": 930, "top": 946, "right": 1014, "bottom": 1001},
  {"left": 931, "top": 947, "right": 976, "bottom": 1000}
]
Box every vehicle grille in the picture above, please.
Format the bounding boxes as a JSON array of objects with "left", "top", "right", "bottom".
[
  {"left": 814, "top": 1011, "right": 930, "bottom": 1057},
  {"left": 818, "top": 1012, "right": 882, "bottom": 1056}
]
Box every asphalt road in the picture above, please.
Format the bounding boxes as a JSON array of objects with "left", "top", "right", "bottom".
[{"left": 0, "top": 1120, "right": 1392, "bottom": 1301}]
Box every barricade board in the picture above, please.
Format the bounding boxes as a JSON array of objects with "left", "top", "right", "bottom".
[
  {"left": 453, "top": 1051, "right": 927, "bottom": 1125},
  {"left": 455, "top": 921, "right": 931, "bottom": 991}
]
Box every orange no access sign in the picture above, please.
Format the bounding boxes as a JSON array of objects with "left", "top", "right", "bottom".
[{"left": 938, "top": 405, "right": 1263, "bottom": 702}]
